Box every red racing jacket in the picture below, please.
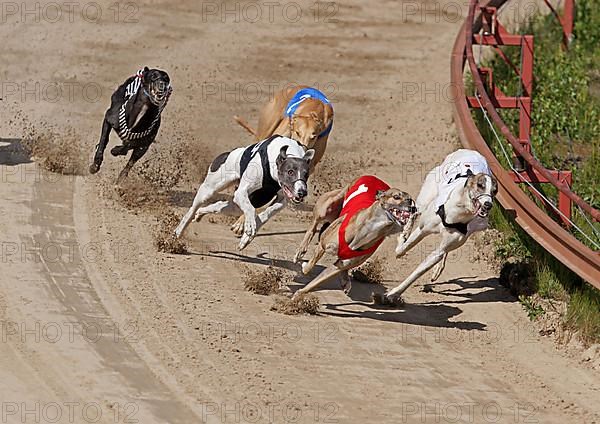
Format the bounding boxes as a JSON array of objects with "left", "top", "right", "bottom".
[{"left": 338, "top": 175, "right": 390, "bottom": 260}]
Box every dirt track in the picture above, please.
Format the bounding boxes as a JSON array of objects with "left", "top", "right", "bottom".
[{"left": 0, "top": 0, "right": 599, "bottom": 423}]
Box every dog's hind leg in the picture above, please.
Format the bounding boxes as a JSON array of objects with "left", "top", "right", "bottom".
[
  {"left": 175, "top": 177, "right": 238, "bottom": 239},
  {"left": 175, "top": 151, "right": 242, "bottom": 238},
  {"left": 296, "top": 265, "right": 344, "bottom": 296},
  {"left": 430, "top": 252, "right": 448, "bottom": 282},
  {"left": 116, "top": 144, "right": 149, "bottom": 184},
  {"left": 89, "top": 119, "right": 112, "bottom": 174},
  {"left": 193, "top": 200, "right": 241, "bottom": 222}
]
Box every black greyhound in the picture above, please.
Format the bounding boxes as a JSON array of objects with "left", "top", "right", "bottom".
[{"left": 89, "top": 67, "right": 172, "bottom": 183}]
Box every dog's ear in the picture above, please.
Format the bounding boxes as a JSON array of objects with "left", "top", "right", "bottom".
[
  {"left": 303, "top": 149, "right": 315, "bottom": 163},
  {"left": 276, "top": 146, "right": 289, "bottom": 167},
  {"left": 490, "top": 175, "right": 499, "bottom": 196},
  {"left": 141, "top": 66, "right": 150, "bottom": 82},
  {"left": 464, "top": 173, "right": 475, "bottom": 187}
]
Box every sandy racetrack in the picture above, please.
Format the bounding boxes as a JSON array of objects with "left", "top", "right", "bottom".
[{"left": 0, "top": 0, "right": 598, "bottom": 423}]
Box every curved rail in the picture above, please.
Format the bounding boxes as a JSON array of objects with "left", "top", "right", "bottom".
[{"left": 451, "top": 0, "right": 600, "bottom": 287}]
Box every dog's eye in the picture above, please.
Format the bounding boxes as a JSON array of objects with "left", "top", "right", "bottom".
[
  {"left": 393, "top": 194, "right": 401, "bottom": 200},
  {"left": 287, "top": 170, "right": 294, "bottom": 176}
]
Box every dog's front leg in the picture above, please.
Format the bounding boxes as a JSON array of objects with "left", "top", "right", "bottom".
[
  {"left": 233, "top": 189, "right": 257, "bottom": 251},
  {"left": 385, "top": 231, "right": 467, "bottom": 301},
  {"left": 89, "top": 118, "right": 112, "bottom": 174},
  {"left": 395, "top": 223, "right": 429, "bottom": 258},
  {"left": 386, "top": 247, "right": 445, "bottom": 301},
  {"left": 256, "top": 193, "right": 286, "bottom": 230}
]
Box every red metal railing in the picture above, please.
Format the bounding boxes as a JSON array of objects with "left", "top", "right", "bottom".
[
  {"left": 467, "top": 7, "right": 575, "bottom": 225},
  {"left": 451, "top": 0, "right": 600, "bottom": 286}
]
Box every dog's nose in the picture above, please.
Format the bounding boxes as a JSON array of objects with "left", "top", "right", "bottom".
[
  {"left": 298, "top": 188, "right": 307, "bottom": 198},
  {"left": 483, "top": 200, "right": 493, "bottom": 210}
]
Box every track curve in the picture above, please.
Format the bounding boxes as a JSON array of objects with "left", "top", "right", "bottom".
[{"left": 450, "top": 0, "right": 600, "bottom": 287}]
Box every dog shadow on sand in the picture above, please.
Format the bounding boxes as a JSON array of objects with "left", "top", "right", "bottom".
[
  {"left": 197, "top": 250, "right": 325, "bottom": 276},
  {"left": 419, "top": 278, "right": 514, "bottom": 305},
  {"left": 0, "top": 139, "right": 33, "bottom": 166},
  {"left": 196, "top": 243, "right": 508, "bottom": 332},
  {"left": 316, "top": 276, "right": 512, "bottom": 331}
]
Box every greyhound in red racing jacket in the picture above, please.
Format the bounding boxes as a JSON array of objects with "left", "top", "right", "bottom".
[{"left": 293, "top": 175, "right": 416, "bottom": 297}]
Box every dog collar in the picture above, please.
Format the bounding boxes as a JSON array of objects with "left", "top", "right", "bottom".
[
  {"left": 118, "top": 83, "right": 172, "bottom": 142},
  {"left": 436, "top": 204, "right": 468, "bottom": 235}
]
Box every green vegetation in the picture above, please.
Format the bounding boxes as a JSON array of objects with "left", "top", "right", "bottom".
[
  {"left": 519, "top": 295, "right": 545, "bottom": 320},
  {"left": 471, "top": 0, "right": 600, "bottom": 344}
]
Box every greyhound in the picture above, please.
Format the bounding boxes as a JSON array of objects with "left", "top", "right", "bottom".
[
  {"left": 375, "top": 149, "right": 498, "bottom": 305},
  {"left": 174, "top": 135, "right": 315, "bottom": 251},
  {"left": 234, "top": 85, "right": 333, "bottom": 169},
  {"left": 293, "top": 175, "right": 416, "bottom": 297},
  {"left": 89, "top": 67, "right": 172, "bottom": 183},
  {"left": 231, "top": 85, "right": 334, "bottom": 236}
]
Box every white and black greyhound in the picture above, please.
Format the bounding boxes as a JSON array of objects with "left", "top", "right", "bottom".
[
  {"left": 89, "top": 67, "right": 172, "bottom": 183},
  {"left": 376, "top": 149, "right": 498, "bottom": 304},
  {"left": 174, "top": 135, "right": 315, "bottom": 250}
]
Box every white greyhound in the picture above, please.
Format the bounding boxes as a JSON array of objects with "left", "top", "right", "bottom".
[{"left": 376, "top": 149, "right": 498, "bottom": 304}]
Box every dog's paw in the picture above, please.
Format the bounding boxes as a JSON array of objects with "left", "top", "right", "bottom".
[
  {"left": 395, "top": 247, "right": 407, "bottom": 259},
  {"left": 88, "top": 162, "right": 101, "bottom": 175},
  {"left": 430, "top": 264, "right": 444, "bottom": 282},
  {"left": 293, "top": 250, "right": 305, "bottom": 264},
  {"left": 238, "top": 234, "right": 252, "bottom": 251},
  {"left": 230, "top": 220, "right": 244, "bottom": 237},
  {"left": 372, "top": 292, "right": 404, "bottom": 306},
  {"left": 243, "top": 218, "right": 257, "bottom": 237},
  {"left": 301, "top": 262, "right": 312, "bottom": 275},
  {"left": 341, "top": 280, "right": 352, "bottom": 295}
]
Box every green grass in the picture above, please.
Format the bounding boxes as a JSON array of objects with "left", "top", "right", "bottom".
[{"left": 471, "top": 0, "right": 600, "bottom": 344}]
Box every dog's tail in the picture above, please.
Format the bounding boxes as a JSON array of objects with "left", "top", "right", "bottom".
[{"left": 233, "top": 115, "right": 256, "bottom": 136}]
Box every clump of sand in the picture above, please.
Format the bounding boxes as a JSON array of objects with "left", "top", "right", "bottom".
[
  {"left": 153, "top": 210, "right": 188, "bottom": 254},
  {"left": 351, "top": 257, "right": 385, "bottom": 285},
  {"left": 271, "top": 293, "right": 320, "bottom": 315},
  {"left": 242, "top": 266, "right": 291, "bottom": 295}
]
